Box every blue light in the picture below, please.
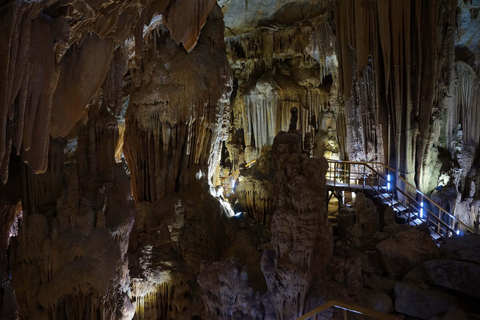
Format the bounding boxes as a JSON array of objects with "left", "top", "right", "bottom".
[
  {"left": 387, "top": 174, "right": 391, "bottom": 190},
  {"left": 420, "top": 201, "right": 424, "bottom": 218},
  {"left": 231, "top": 180, "right": 235, "bottom": 189},
  {"left": 456, "top": 229, "right": 460, "bottom": 235}
]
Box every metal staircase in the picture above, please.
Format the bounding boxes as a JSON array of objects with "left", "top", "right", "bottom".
[
  {"left": 219, "top": 158, "right": 476, "bottom": 244},
  {"left": 326, "top": 160, "right": 477, "bottom": 244}
]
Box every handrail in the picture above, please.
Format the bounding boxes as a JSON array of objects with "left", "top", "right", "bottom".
[
  {"left": 327, "top": 160, "right": 459, "bottom": 223},
  {"left": 296, "top": 299, "right": 402, "bottom": 320},
  {"left": 326, "top": 160, "right": 477, "bottom": 240},
  {"left": 361, "top": 163, "right": 465, "bottom": 237}
]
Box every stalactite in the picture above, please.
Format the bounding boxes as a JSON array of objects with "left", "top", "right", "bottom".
[
  {"left": 0, "top": 0, "right": 220, "bottom": 185},
  {"left": 124, "top": 13, "right": 232, "bottom": 202},
  {"left": 132, "top": 283, "right": 175, "bottom": 320},
  {"left": 335, "top": 0, "right": 456, "bottom": 191},
  {"left": 224, "top": 7, "right": 336, "bottom": 172},
  {"left": 452, "top": 61, "right": 480, "bottom": 149}
]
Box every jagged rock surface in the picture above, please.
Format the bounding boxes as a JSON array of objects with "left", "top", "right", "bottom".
[
  {"left": 124, "top": 5, "right": 232, "bottom": 203},
  {"left": 0, "top": 0, "right": 219, "bottom": 183},
  {"left": 262, "top": 130, "right": 332, "bottom": 320},
  {"left": 11, "top": 109, "right": 135, "bottom": 319},
  {"left": 376, "top": 227, "right": 439, "bottom": 279},
  {"left": 235, "top": 155, "right": 275, "bottom": 226}
]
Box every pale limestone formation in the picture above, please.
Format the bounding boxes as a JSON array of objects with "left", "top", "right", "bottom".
[{"left": 220, "top": 0, "right": 340, "bottom": 178}]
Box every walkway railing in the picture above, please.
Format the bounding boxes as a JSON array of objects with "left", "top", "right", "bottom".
[
  {"left": 327, "top": 160, "right": 476, "bottom": 243},
  {"left": 296, "top": 299, "right": 402, "bottom": 320},
  {"left": 218, "top": 158, "right": 475, "bottom": 243}
]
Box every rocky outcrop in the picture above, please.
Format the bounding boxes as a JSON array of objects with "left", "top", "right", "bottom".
[
  {"left": 128, "top": 191, "right": 225, "bottom": 320},
  {"left": 123, "top": 5, "right": 232, "bottom": 203},
  {"left": 125, "top": 6, "right": 238, "bottom": 319},
  {"left": 11, "top": 109, "right": 135, "bottom": 319},
  {"left": 424, "top": 259, "right": 480, "bottom": 300},
  {"left": 376, "top": 227, "right": 439, "bottom": 279},
  {"left": 197, "top": 258, "right": 263, "bottom": 320},
  {"left": 0, "top": 0, "right": 221, "bottom": 183},
  {"left": 351, "top": 193, "right": 379, "bottom": 239},
  {"left": 235, "top": 156, "right": 275, "bottom": 226},
  {"left": 262, "top": 128, "right": 332, "bottom": 320},
  {"left": 440, "top": 233, "right": 480, "bottom": 264},
  {"left": 394, "top": 282, "right": 457, "bottom": 319}
]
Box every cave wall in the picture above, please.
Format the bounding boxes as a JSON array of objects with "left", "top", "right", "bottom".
[
  {"left": 1, "top": 0, "right": 480, "bottom": 319},
  {"left": 0, "top": 0, "right": 218, "bottom": 183}
]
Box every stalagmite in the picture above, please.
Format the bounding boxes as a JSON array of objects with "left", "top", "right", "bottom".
[{"left": 261, "top": 126, "right": 332, "bottom": 319}]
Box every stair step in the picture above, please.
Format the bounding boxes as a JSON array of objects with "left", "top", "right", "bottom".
[
  {"left": 391, "top": 204, "right": 409, "bottom": 212},
  {"left": 381, "top": 199, "right": 399, "bottom": 206},
  {"left": 409, "top": 218, "right": 424, "bottom": 226},
  {"left": 377, "top": 193, "right": 393, "bottom": 199},
  {"left": 430, "top": 231, "right": 443, "bottom": 241}
]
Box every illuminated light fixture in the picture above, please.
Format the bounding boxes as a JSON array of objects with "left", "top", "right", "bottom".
[
  {"left": 231, "top": 180, "right": 235, "bottom": 189},
  {"left": 456, "top": 229, "right": 460, "bottom": 235},
  {"left": 420, "top": 202, "right": 424, "bottom": 219},
  {"left": 234, "top": 211, "right": 242, "bottom": 217},
  {"left": 387, "top": 174, "right": 391, "bottom": 190}
]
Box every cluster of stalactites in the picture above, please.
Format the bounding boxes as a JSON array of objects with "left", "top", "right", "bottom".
[
  {"left": 450, "top": 61, "right": 480, "bottom": 150},
  {"left": 225, "top": 12, "right": 336, "bottom": 84},
  {"left": 124, "top": 116, "right": 218, "bottom": 203},
  {"left": 0, "top": 0, "right": 221, "bottom": 184},
  {"left": 131, "top": 282, "right": 176, "bottom": 320},
  {"left": 335, "top": 0, "right": 456, "bottom": 191},
  {"left": 234, "top": 85, "right": 330, "bottom": 156},
  {"left": 235, "top": 176, "right": 275, "bottom": 226},
  {"left": 124, "top": 6, "right": 233, "bottom": 202}
]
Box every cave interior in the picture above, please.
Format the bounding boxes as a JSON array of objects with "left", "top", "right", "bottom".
[{"left": 1, "top": 0, "right": 480, "bottom": 319}]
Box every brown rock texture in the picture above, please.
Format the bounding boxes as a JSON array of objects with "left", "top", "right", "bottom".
[
  {"left": 0, "top": 0, "right": 221, "bottom": 184},
  {"left": 11, "top": 109, "right": 135, "bottom": 319},
  {"left": 376, "top": 227, "right": 439, "bottom": 279},
  {"left": 262, "top": 129, "right": 333, "bottom": 320}
]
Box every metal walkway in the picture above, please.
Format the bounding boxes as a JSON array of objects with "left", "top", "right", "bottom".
[
  {"left": 326, "top": 160, "right": 477, "bottom": 244},
  {"left": 219, "top": 158, "right": 477, "bottom": 244}
]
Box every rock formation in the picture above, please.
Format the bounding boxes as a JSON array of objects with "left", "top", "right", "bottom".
[
  {"left": 1, "top": 0, "right": 480, "bottom": 319},
  {"left": 262, "top": 128, "right": 333, "bottom": 320}
]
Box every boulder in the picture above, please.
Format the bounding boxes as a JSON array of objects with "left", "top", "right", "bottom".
[
  {"left": 424, "top": 259, "right": 480, "bottom": 300},
  {"left": 365, "top": 292, "right": 393, "bottom": 313},
  {"left": 337, "top": 207, "right": 356, "bottom": 238},
  {"left": 351, "top": 193, "right": 379, "bottom": 238},
  {"left": 364, "top": 274, "right": 396, "bottom": 296},
  {"left": 443, "top": 305, "right": 480, "bottom": 320},
  {"left": 383, "top": 206, "right": 397, "bottom": 227},
  {"left": 376, "top": 227, "right": 439, "bottom": 278},
  {"left": 440, "top": 233, "right": 480, "bottom": 265},
  {"left": 394, "top": 282, "right": 456, "bottom": 319},
  {"left": 345, "top": 256, "right": 363, "bottom": 295}
]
